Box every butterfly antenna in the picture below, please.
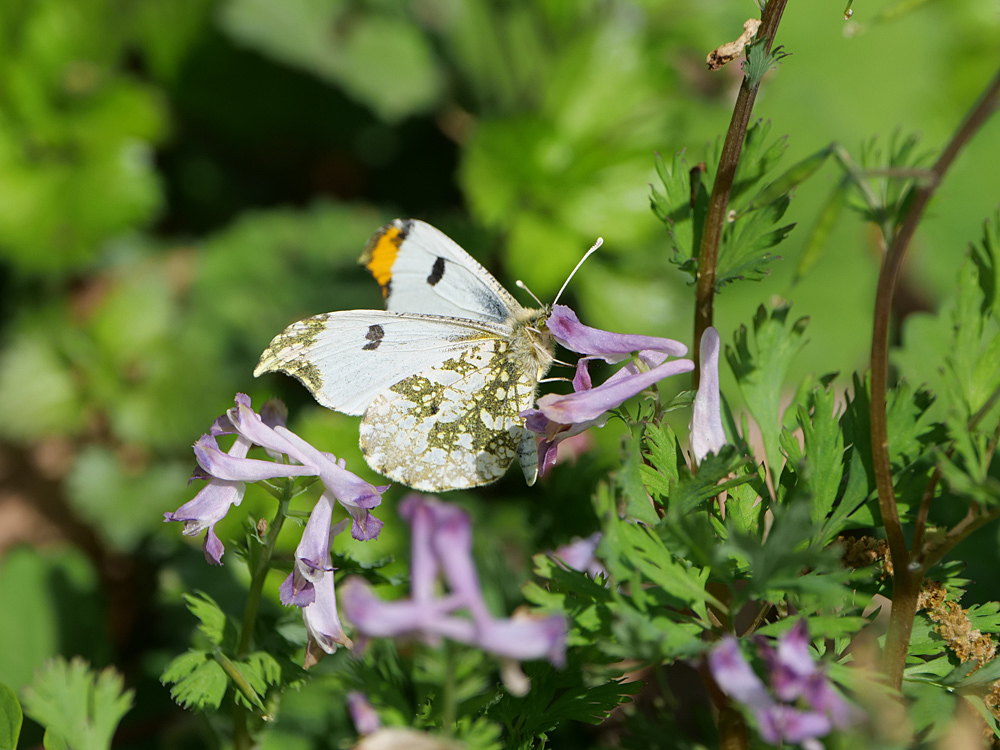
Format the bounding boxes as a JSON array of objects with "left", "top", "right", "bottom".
[
  {"left": 515, "top": 279, "right": 544, "bottom": 307},
  {"left": 552, "top": 237, "right": 603, "bottom": 307}
]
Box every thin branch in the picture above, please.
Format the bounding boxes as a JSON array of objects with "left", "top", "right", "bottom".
[
  {"left": 693, "top": 0, "right": 788, "bottom": 382},
  {"left": 869, "top": 63, "right": 1000, "bottom": 690},
  {"left": 920, "top": 504, "right": 1000, "bottom": 575}
]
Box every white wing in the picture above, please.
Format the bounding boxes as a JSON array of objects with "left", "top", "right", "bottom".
[
  {"left": 254, "top": 310, "right": 509, "bottom": 416},
  {"left": 360, "top": 219, "right": 524, "bottom": 324}
]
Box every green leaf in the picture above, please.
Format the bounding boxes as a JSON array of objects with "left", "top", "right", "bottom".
[
  {"left": 964, "top": 694, "right": 1000, "bottom": 739},
  {"left": 650, "top": 149, "right": 701, "bottom": 279},
  {"left": 716, "top": 194, "right": 793, "bottom": 288},
  {"left": 0, "top": 547, "right": 106, "bottom": 692},
  {"left": 793, "top": 179, "right": 848, "bottom": 284},
  {"left": 0, "top": 683, "right": 22, "bottom": 750},
  {"left": 904, "top": 680, "right": 956, "bottom": 739},
  {"left": 785, "top": 383, "right": 846, "bottom": 525},
  {"left": 603, "top": 514, "right": 721, "bottom": 616},
  {"left": 726, "top": 304, "right": 809, "bottom": 477},
  {"left": 160, "top": 650, "right": 228, "bottom": 712},
  {"left": 619, "top": 427, "right": 661, "bottom": 525},
  {"left": 219, "top": 0, "right": 442, "bottom": 122},
  {"left": 741, "top": 42, "right": 791, "bottom": 89},
  {"left": 818, "top": 446, "right": 871, "bottom": 543},
  {"left": 744, "top": 145, "right": 834, "bottom": 213},
  {"left": 725, "top": 500, "right": 847, "bottom": 609},
  {"left": 21, "top": 658, "right": 133, "bottom": 750},
  {"left": 182, "top": 592, "right": 230, "bottom": 648}
]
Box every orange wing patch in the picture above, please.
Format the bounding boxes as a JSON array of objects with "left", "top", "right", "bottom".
[{"left": 359, "top": 220, "right": 410, "bottom": 298}]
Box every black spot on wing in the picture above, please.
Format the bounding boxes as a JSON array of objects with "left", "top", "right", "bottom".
[
  {"left": 427, "top": 256, "right": 446, "bottom": 286},
  {"left": 362, "top": 324, "right": 385, "bottom": 351}
]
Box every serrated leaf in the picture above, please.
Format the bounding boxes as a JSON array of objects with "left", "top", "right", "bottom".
[
  {"left": 605, "top": 521, "right": 720, "bottom": 612},
  {"left": 793, "top": 384, "right": 845, "bottom": 524},
  {"left": 745, "top": 145, "right": 834, "bottom": 213},
  {"left": 716, "top": 196, "right": 793, "bottom": 288},
  {"left": 0, "top": 682, "right": 22, "bottom": 750},
  {"left": 725, "top": 501, "right": 847, "bottom": 609},
  {"left": 619, "top": 429, "right": 660, "bottom": 525},
  {"left": 819, "top": 447, "right": 871, "bottom": 543},
  {"left": 726, "top": 304, "right": 809, "bottom": 477},
  {"left": 183, "top": 591, "right": 230, "bottom": 647},
  {"left": 731, "top": 120, "right": 788, "bottom": 202},
  {"left": 741, "top": 43, "right": 790, "bottom": 89},
  {"left": 755, "top": 615, "right": 867, "bottom": 640},
  {"left": 160, "top": 651, "right": 228, "bottom": 712},
  {"left": 21, "top": 658, "right": 133, "bottom": 750},
  {"left": 650, "top": 150, "right": 699, "bottom": 276},
  {"left": 794, "top": 180, "right": 847, "bottom": 284},
  {"left": 905, "top": 680, "right": 956, "bottom": 739}
]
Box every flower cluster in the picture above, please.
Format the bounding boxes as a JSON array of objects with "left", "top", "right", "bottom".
[
  {"left": 340, "top": 494, "right": 567, "bottom": 667},
  {"left": 708, "top": 621, "right": 856, "bottom": 749},
  {"left": 165, "top": 394, "right": 386, "bottom": 565},
  {"left": 524, "top": 305, "right": 725, "bottom": 476}
]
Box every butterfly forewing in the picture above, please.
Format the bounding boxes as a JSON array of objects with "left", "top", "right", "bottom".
[
  {"left": 254, "top": 311, "right": 509, "bottom": 416},
  {"left": 360, "top": 219, "right": 521, "bottom": 324}
]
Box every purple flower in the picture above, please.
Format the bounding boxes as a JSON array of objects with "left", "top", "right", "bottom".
[
  {"left": 165, "top": 394, "right": 387, "bottom": 565},
  {"left": 517, "top": 307, "right": 697, "bottom": 478},
  {"left": 690, "top": 327, "right": 726, "bottom": 463},
  {"left": 547, "top": 305, "right": 687, "bottom": 362},
  {"left": 707, "top": 623, "right": 857, "bottom": 749},
  {"left": 536, "top": 351, "right": 694, "bottom": 425},
  {"left": 524, "top": 347, "right": 693, "bottom": 477},
  {"left": 551, "top": 532, "right": 606, "bottom": 581},
  {"left": 165, "top": 432, "right": 309, "bottom": 565},
  {"left": 346, "top": 692, "right": 381, "bottom": 736},
  {"left": 225, "top": 395, "right": 387, "bottom": 540},
  {"left": 340, "top": 494, "right": 567, "bottom": 666},
  {"left": 301, "top": 549, "right": 352, "bottom": 668},
  {"left": 279, "top": 496, "right": 337, "bottom": 607}
]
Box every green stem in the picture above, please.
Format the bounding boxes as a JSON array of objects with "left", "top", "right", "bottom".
[
  {"left": 869, "top": 63, "right": 1000, "bottom": 691},
  {"left": 233, "top": 482, "right": 294, "bottom": 750},
  {"left": 441, "top": 641, "right": 458, "bottom": 736},
  {"left": 692, "top": 0, "right": 788, "bottom": 383}
]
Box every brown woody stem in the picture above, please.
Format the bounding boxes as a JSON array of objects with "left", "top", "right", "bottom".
[
  {"left": 693, "top": 0, "right": 788, "bottom": 382},
  {"left": 870, "top": 64, "right": 1000, "bottom": 691}
]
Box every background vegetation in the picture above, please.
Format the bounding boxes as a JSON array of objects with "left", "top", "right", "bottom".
[{"left": 1, "top": 0, "right": 999, "bottom": 747}]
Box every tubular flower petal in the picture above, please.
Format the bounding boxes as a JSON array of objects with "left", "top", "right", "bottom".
[
  {"left": 547, "top": 305, "right": 688, "bottom": 361},
  {"left": 707, "top": 623, "right": 859, "bottom": 749},
  {"left": 524, "top": 307, "right": 694, "bottom": 478},
  {"left": 223, "top": 394, "right": 387, "bottom": 538},
  {"left": 347, "top": 692, "right": 381, "bottom": 736},
  {"left": 302, "top": 554, "right": 352, "bottom": 655},
  {"left": 280, "top": 493, "right": 336, "bottom": 607},
  {"left": 165, "top": 432, "right": 259, "bottom": 565},
  {"left": 690, "top": 327, "right": 727, "bottom": 462},
  {"left": 167, "top": 394, "right": 386, "bottom": 568},
  {"left": 537, "top": 357, "right": 694, "bottom": 424},
  {"left": 341, "top": 494, "right": 567, "bottom": 666},
  {"left": 551, "top": 532, "right": 606, "bottom": 581}
]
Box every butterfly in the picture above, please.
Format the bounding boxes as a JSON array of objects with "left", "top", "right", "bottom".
[{"left": 254, "top": 219, "right": 556, "bottom": 491}]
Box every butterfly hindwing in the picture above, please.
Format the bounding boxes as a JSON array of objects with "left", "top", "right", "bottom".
[
  {"left": 359, "top": 336, "right": 540, "bottom": 490},
  {"left": 254, "top": 311, "right": 508, "bottom": 416},
  {"left": 360, "top": 219, "right": 521, "bottom": 324}
]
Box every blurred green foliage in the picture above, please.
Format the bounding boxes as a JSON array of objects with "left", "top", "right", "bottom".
[{"left": 0, "top": 0, "right": 999, "bottom": 747}]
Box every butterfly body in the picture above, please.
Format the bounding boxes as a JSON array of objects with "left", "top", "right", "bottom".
[{"left": 255, "top": 219, "right": 554, "bottom": 491}]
